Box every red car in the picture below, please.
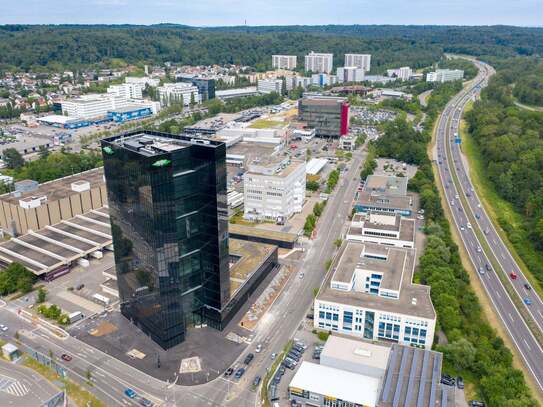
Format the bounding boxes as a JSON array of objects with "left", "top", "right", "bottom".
[
  {"left": 510, "top": 271, "right": 517, "bottom": 280},
  {"left": 61, "top": 354, "right": 72, "bottom": 362}
]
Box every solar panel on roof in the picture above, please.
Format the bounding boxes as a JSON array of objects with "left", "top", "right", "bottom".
[
  {"left": 416, "top": 350, "right": 430, "bottom": 407},
  {"left": 429, "top": 353, "right": 442, "bottom": 407},
  {"left": 404, "top": 349, "right": 420, "bottom": 407},
  {"left": 382, "top": 345, "right": 399, "bottom": 402},
  {"left": 393, "top": 347, "right": 410, "bottom": 407}
]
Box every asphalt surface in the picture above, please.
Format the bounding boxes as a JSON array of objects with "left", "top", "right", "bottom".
[
  {"left": 435, "top": 58, "right": 543, "bottom": 393},
  {"left": 0, "top": 146, "right": 366, "bottom": 407}
]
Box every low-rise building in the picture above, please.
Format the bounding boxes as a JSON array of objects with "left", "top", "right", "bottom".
[
  {"left": 243, "top": 158, "right": 305, "bottom": 222},
  {"left": 339, "top": 135, "right": 355, "bottom": 150},
  {"left": 426, "top": 69, "right": 464, "bottom": 83},
  {"left": 61, "top": 94, "right": 129, "bottom": 119},
  {"left": 355, "top": 191, "right": 413, "bottom": 217},
  {"left": 314, "top": 242, "right": 436, "bottom": 349},
  {"left": 157, "top": 83, "right": 200, "bottom": 107},
  {"left": 364, "top": 175, "right": 408, "bottom": 196},
  {"left": 311, "top": 73, "right": 337, "bottom": 87},
  {"left": 337, "top": 66, "right": 365, "bottom": 83},
  {"left": 386, "top": 67, "right": 413, "bottom": 81},
  {"left": 257, "top": 79, "right": 283, "bottom": 94},
  {"left": 215, "top": 87, "right": 259, "bottom": 100},
  {"left": 107, "top": 83, "right": 143, "bottom": 100},
  {"left": 347, "top": 212, "right": 415, "bottom": 248}
]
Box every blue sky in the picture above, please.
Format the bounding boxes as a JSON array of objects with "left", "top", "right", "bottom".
[{"left": 2, "top": 0, "right": 542, "bottom": 26}]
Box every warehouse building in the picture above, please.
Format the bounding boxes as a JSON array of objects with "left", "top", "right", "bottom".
[
  {"left": 0, "top": 168, "right": 106, "bottom": 236},
  {"left": 314, "top": 242, "right": 436, "bottom": 349}
]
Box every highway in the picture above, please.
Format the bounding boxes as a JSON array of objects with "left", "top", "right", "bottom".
[
  {"left": 435, "top": 58, "right": 543, "bottom": 394},
  {"left": 0, "top": 145, "right": 366, "bottom": 407}
]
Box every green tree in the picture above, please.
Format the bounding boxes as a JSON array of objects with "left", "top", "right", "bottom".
[
  {"left": 37, "top": 287, "right": 47, "bottom": 303},
  {"left": 2, "top": 148, "right": 24, "bottom": 169}
]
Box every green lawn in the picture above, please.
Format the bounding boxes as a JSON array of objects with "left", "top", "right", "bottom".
[
  {"left": 249, "top": 119, "right": 285, "bottom": 129},
  {"left": 460, "top": 109, "right": 543, "bottom": 298}
]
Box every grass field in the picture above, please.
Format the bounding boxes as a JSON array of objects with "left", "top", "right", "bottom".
[
  {"left": 459, "top": 108, "right": 543, "bottom": 297},
  {"left": 249, "top": 119, "right": 285, "bottom": 129}
]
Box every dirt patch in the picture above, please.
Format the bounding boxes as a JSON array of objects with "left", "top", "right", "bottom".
[{"left": 89, "top": 321, "right": 117, "bottom": 337}]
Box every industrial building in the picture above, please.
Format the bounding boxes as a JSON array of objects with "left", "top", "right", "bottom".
[
  {"left": 305, "top": 52, "right": 334, "bottom": 74},
  {"left": 346, "top": 212, "right": 416, "bottom": 248},
  {"left": 272, "top": 55, "right": 297, "bottom": 70},
  {"left": 289, "top": 336, "right": 452, "bottom": 407},
  {"left": 336, "top": 66, "right": 365, "bottom": 83},
  {"left": 0, "top": 168, "right": 107, "bottom": 236},
  {"left": 426, "top": 69, "right": 464, "bottom": 83},
  {"left": 314, "top": 242, "right": 436, "bottom": 349},
  {"left": 157, "top": 83, "right": 201, "bottom": 107},
  {"left": 298, "top": 95, "right": 350, "bottom": 137},
  {"left": 344, "top": 53, "right": 372, "bottom": 72},
  {"left": 243, "top": 158, "right": 306, "bottom": 223},
  {"left": 101, "top": 131, "right": 279, "bottom": 349}
]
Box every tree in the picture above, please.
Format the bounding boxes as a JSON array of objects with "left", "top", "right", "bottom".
[
  {"left": 334, "top": 238, "right": 343, "bottom": 248},
  {"left": 306, "top": 180, "right": 320, "bottom": 192},
  {"left": 37, "top": 287, "right": 47, "bottom": 303},
  {"left": 38, "top": 146, "right": 50, "bottom": 159},
  {"left": 2, "top": 148, "right": 24, "bottom": 169}
]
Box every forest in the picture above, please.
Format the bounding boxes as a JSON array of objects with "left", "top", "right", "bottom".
[{"left": 1, "top": 25, "right": 542, "bottom": 73}]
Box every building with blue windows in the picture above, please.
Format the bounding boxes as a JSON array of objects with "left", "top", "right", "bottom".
[
  {"left": 354, "top": 190, "right": 413, "bottom": 217},
  {"left": 314, "top": 242, "right": 436, "bottom": 349}
]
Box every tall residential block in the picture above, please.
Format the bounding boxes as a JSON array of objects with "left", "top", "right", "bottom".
[
  {"left": 344, "top": 54, "right": 372, "bottom": 72},
  {"left": 272, "top": 55, "right": 297, "bottom": 70},
  {"left": 305, "top": 52, "right": 334, "bottom": 74}
]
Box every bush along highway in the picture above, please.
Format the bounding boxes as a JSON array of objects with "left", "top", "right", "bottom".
[{"left": 371, "top": 79, "right": 536, "bottom": 405}]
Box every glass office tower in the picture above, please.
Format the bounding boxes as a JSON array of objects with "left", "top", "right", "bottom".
[{"left": 101, "top": 131, "right": 230, "bottom": 349}]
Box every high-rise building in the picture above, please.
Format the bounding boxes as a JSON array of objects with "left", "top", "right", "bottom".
[
  {"left": 344, "top": 54, "right": 372, "bottom": 72},
  {"left": 298, "top": 95, "right": 350, "bottom": 137},
  {"left": 336, "top": 67, "right": 365, "bottom": 83},
  {"left": 101, "top": 131, "right": 230, "bottom": 349},
  {"left": 305, "top": 52, "right": 334, "bottom": 74},
  {"left": 272, "top": 55, "right": 297, "bottom": 70}
]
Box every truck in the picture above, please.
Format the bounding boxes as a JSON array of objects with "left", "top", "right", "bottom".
[
  {"left": 92, "top": 293, "right": 111, "bottom": 306},
  {"left": 68, "top": 311, "right": 84, "bottom": 324}
]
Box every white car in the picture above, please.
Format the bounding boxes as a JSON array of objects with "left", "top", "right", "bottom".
[
  {"left": 255, "top": 344, "right": 262, "bottom": 353},
  {"left": 467, "top": 222, "right": 472, "bottom": 229},
  {"left": 455, "top": 194, "right": 460, "bottom": 199},
  {"left": 0, "top": 325, "right": 7, "bottom": 332},
  {"left": 299, "top": 272, "right": 304, "bottom": 279},
  {"left": 460, "top": 226, "right": 465, "bottom": 231}
]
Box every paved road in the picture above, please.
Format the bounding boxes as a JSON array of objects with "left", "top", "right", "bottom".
[
  {"left": 435, "top": 58, "right": 543, "bottom": 393},
  {"left": 0, "top": 146, "right": 366, "bottom": 407},
  {"left": 0, "top": 358, "right": 59, "bottom": 406}
]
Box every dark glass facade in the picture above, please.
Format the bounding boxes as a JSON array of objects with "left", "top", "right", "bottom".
[
  {"left": 298, "top": 96, "right": 349, "bottom": 137},
  {"left": 101, "top": 131, "right": 229, "bottom": 349},
  {"left": 179, "top": 77, "right": 216, "bottom": 101}
]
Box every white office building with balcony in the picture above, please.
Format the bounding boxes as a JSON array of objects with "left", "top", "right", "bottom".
[
  {"left": 244, "top": 158, "right": 306, "bottom": 222},
  {"left": 257, "top": 79, "right": 283, "bottom": 94},
  {"left": 426, "top": 69, "right": 464, "bottom": 83},
  {"left": 314, "top": 242, "right": 436, "bottom": 349}
]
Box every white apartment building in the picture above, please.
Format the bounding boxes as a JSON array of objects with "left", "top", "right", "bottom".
[
  {"left": 346, "top": 212, "right": 415, "bottom": 248},
  {"left": 310, "top": 73, "right": 337, "bottom": 87},
  {"left": 386, "top": 67, "right": 413, "bottom": 81},
  {"left": 257, "top": 79, "right": 283, "bottom": 94},
  {"left": 61, "top": 94, "right": 129, "bottom": 119},
  {"left": 314, "top": 242, "right": 436, "bottom": 349},
  {"left": 272, "top": 55, "right": 297, "bottom": 70},
  {"left": 336, "top": 66, "right": 365, "bottom": 83},
  {"left": 426, "top": 69, "right": 464, "bottom": 83},
  {"left": 344, "top": 54, "right": 372, "bottom": 72},
  {"left": 289, "top": 76, "right": 312, "bottom": 90},
  {"left": 107, "top": 83, "right": 143, "bottom": 100},
  {"left": 305, "top": 52, "right": 334, "bottom": 74},
  {"left": 244, "top": 159, "right": 306, "bottom": 222},
  {"left": 125, "top": 76, "right": 160, "bottom": 87},
  {"left": 156, "top": 83, "right": 201, "bottom": 107}
]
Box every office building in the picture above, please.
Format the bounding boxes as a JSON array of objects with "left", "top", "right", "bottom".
[
  {"left": 289, "top": 336, "right": 451, "bottom": 407},
  {"left": 102, "top": 131, "right": 231, "bottom": 349},
  {"left": 257, "top": 79, "right": 283, "bottom": 94},
  {"left": 310, "top": 73, "right": 337, "bottom": 87},
  {"left": 346, "top": 212, "right": 415, "bottom": 248},
  {"left": 364, "top": 175, "right": 408, "bottom": 196},
  {"left": 272, "top": 55, "right": 297, "bottom": 70},
  {"left": 336, "top": 66, "right": 365, "bottom": 83},
  {"left": 215, "top": 87, "right": 259, "bottom": 100},
  {"left": 244, "top": 158, "right": 305, "bottom": 223},
  {"left": 61, "top": 94, "right": 129, "bottom": 119},
  {"left": 314, "top": 242, "right": 436, "bottom": 349},
  {"left": 107, "top": 83, "right": 143, "bottom": 100},
  {"left": 179, "top": 76, "right": 216, "bottom": 101},
  {"left": 298, "top": 95, "right": 350, "bottom": 137},
  {"left": 386, "top": 67, "right": 413, "bottom": 81},
  {"left": 354, "top": 191, "right": 413, "bottom": 217},
  {"left": 156, "top": 83, "right": 201, "bottom": 107},
  {"left": 125, "top": 76, "right": 160, "bottom": 88},
  {"left": 305, "top": 52, "right": 334, "bottom": 74},
  {"left": 426, "top": 69, "right": 464, "bottom": 83},
  {"left": 345, "top": 53, "right": 372, "bottom": 72}
]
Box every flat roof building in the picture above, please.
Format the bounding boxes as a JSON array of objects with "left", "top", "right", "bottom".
[
  {"left": 355, "top": 191, "right": 413, "bottom": 217},
  {"left": 314, "top": 242, "right": 436, "bottom": 349},
  {"left": 215, "top": 87, "right": 259, "bottom": 100},
  {"left": 272, "top": 55, "right": 297, "bottom": 70},
  {"left": 345, "top": 54, "right": 372, "bottom": 72},
  {"left": 157, "top": 83, "right": 200, "bottom": 107},
  {"left": 346, "top": 212, "right": 415, "bottom": 248},
  {"left": 305, "top": 52, "right": 334, "bottom": 74},
  {"left": 298, "top": 95, "right": 350, "bottom": 137},
  {"left": 426, "top": 69, "right": 464, "bottom": 83},
  {"left": 364, "top": 175, "right": 408, "bottom": 196},
  {"left": 257, "top": 79, "right": 283, "bottom": 95}
]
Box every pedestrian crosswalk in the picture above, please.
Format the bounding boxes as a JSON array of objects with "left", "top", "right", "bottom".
[{"left": 0, "top": 375, "right": 29, "bottom": 397}]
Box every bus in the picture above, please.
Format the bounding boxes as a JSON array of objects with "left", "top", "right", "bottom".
[{"left": 92, "top": 293, "right": 111, "bottom": 306}]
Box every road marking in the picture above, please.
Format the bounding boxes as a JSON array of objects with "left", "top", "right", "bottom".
[
  {"left": 509, "top": 313, "right": 514, "bottom": 321},
  {"left": 524, "top": 339, "right": 532, "bottom": 352},
  {"left": 496, "top": 291, "right": 501, "bottom": 299}
]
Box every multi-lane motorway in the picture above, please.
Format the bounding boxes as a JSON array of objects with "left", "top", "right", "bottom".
[{"left": 435, "top": 58, "right": 543, "bottom": 393}]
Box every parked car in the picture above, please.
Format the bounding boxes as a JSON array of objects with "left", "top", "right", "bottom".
[
  {"left": 255, "top": 344, "right": 262, "bottom": 353},
  {"left": 253, "top": 376, "right": 262, "bottom": 386},
  {"left": 457, "top": 376, "right": 464, "bottom": 389},
  {"left": 244, "top": 353, "right": 254, "bottom": 365},
  {"left": 234, "top": 368, "right": 245, "bottom": 379},
  {"left": 470, "top": 401, "right": 485, "bottom": 407},
  {"left": 270, "top": 352, "right": 277, "bottom": 360},
  {"left": 440, "top": 375, "right": 455, "bottom": 386},
  {"left": 224, "top": 367, "right": 234, "bottom": 377}
]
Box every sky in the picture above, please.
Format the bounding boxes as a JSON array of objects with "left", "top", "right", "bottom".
[{"left": 2, "top": 0, "right": 542, "bottom": 27}]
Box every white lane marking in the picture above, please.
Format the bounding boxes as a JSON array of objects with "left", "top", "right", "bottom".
[
  {"left": 524, "top": 339, "right": 532, "bottom": 352},
  {"left": 509, "top": 313, "right": 514, "bottom": 321},
  {"left": 496, "top": 291, "right": 501, "bottom": 299}
]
